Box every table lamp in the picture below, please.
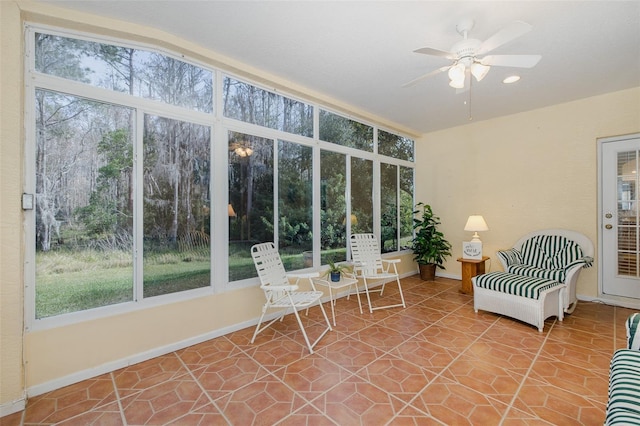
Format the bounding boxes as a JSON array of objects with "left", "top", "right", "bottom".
[{"left": 464, "top": 215, "right": 489, "bottom": 243}]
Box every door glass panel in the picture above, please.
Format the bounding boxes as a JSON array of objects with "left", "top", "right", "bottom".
[
  {"left": 617, "top": 150, "right": 639, "bottom": 276},
  {"left": 143, "top": 115, "right": 211, "bottom": 297},
  {"left": 35, "top": 90, "right": 134, "bottom": 318}
]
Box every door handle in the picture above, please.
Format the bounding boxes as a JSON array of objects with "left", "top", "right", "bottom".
[{"left": 605, "top": 224, "right": 613, "bottom": 230}]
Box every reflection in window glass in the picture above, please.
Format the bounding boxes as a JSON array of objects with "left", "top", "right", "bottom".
[
  {"left": 400, "top": 166, "right": 415, "bottom": 250},
  {"left": 378, "top": 130, "right": 414, "bottom": 161},
  {"left": 351, "top": 157, "right": 373, "bottom": 234},
  {"left": 35, "top": 32, "right": 213, "bottom": 113},
  {"left": 381, "top": 163, "right": 398, "bottom": 253},
  {"left": 319, "top": 110, "right": 373, "bottom": 151},
  {"left": 228, "top": 132, "right": 274, "bottom": 281},
  {"left": 223, "top": 77, "right": 313, "bottom": 137},
  {"left": 278, "top": 141, "right": 313, "bottom": 269},
  {"left": 35, "top": 90, "right": 134, "bottom": 318},
  {"left": 143, "top": 116, "right": 211, "bottom": 297},
  {"left": 321, "top": 150, "right": 347, "bottom": 264}
]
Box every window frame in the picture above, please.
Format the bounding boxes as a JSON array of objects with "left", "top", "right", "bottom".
[{"left": 23, "top": 23, "right": 416, "bottom": 330}]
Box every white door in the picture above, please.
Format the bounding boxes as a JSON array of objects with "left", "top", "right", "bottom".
[{"left": 601, "top": 134, "right": 640, "bottom": 299}]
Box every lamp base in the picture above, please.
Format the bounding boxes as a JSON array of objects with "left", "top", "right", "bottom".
[{"left": 462, "top": 241, "right": 483, "bottom": 260}]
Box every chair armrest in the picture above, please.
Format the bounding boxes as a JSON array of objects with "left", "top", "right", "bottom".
[
  {"left": 288, "top": 272, "right": 320, "bottom": 279},
  {"left": 564, "top": 256, "right": 594, "bottom": 271},
  {"left": 496, "top": 248, "right": 522, "bottom": 270},
  {"left": 262, "top": 284, "right": 299, "bottom": 292}
]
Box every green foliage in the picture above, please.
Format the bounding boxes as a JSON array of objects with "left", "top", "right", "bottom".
[
  {"left": 411, "top": 202, "right": 452, "bottom": 269},
  {"left": 324, "top": 259, "right": 352, "bottom": 279}
]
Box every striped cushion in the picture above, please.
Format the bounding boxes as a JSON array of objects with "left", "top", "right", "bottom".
[
  {"left": 496, "top": 248, "right": 522, "bottom": 267},
  {"left": 507, "top": 264, "right": 565, "bottom": 283},
  {"left": 606, "top": 349, "right": 640, "bottom": 425},
  {"left": 474, "top": 271, "right": 561, "bottom": 300},
  {"left": 520, "top": 235, "right": 584, "bottom": 270},
  {"left": 628, "top": 313, "right": 640, "bottom": 350}
]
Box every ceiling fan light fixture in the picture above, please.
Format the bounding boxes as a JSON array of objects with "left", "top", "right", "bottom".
[
  {"left": 449, "top": 78, "right": 465, "bottom": 89},
  {"left": 447, "top": 62, "right": 466, "bottom": 81},
  {"left": 470, "top": 62, "right": 490, "bottom": 81}
]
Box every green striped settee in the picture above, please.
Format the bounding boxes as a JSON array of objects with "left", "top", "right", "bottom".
[
  {"left": 606, "top": 313, "right": 640, "bottom": 425},
  {"left": 472, "top": 230, "right": 593, "bottom": 332}
]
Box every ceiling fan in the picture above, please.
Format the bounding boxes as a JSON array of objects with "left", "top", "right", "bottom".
[{"left": 403, "top": 19, "right": 541, "bottom": 90}]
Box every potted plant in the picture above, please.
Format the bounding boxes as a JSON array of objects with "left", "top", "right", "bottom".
[
  {"left": 326, "top": 260, "right": 352, "bottom": 282},
  {"left": 411, "top": 202, "right": 452, "bottom": 281}
]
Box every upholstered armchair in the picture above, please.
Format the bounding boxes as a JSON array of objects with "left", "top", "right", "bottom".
[{"left": 495, "top": 229, "right": 594, "bottom": 314}]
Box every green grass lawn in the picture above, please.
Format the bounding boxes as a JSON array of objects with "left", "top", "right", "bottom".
[{"left": 36, "top": 246, "right": 347, "bottom": 318}]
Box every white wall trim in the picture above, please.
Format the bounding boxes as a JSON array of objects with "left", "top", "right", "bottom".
[
  {"left": 578, "top": 294, "right": 640, "bottom": 310},
  {"left": 26, "top": 319, "right": 255, "bottom": 398},
  {"left": 0, "top": 396, "right": 26, "bottom": 418}
]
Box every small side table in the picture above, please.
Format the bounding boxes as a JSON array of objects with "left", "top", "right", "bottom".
[
  {"left": 312, "top": 274, "right": 359, "bottom": 326},
  {"left": 457, "top": 256, "right": 490, "bottom": 294}
]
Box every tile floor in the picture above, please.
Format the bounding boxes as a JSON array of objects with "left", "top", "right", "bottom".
[{"left": 2, "top": 276, "right": 635, "bottom": 425}]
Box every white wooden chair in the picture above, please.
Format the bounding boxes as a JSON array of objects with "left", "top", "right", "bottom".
[
  {"left": 349, "top": 233, "right": 406, "bottom": 313},
  {"left": 250, "top": 242, "right": 332, "bottom": 354}
]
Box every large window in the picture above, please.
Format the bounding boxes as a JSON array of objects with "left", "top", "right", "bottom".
[
  {"left": 142, "top": 116, "right": 211, "bottom": 297},
  {"left": 27, "top": 26, "right": 414, "bottom": 325}
]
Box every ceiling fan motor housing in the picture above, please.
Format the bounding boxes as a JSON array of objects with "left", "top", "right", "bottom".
[{"left": 452, "top": 38, "right": 482, "bottom": 66}]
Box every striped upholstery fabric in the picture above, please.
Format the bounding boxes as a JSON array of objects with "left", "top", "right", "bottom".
[
  {"left": 519, "top": 235, "right": 584, "bottom": 270},
  {"left": 507, "top": 264, "right": 565, "bottom": 283},
  {"left": 606, "top": 349, "right": 640, "bottom": 425},
  {"left": 628, "top": 313, "right": 640, "bottom": 350},
  {"left": 496, "top": 248, "right": 522, "bottom": 267},
  {"left": 474, "top": 271, "right": 561, "bottom": 300}
]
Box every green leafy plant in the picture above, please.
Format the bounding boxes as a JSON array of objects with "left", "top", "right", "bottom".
[
  {"left": 325, "top": 260, "right": 352, "bottom": 278},
  {"left": 411, "top": 202, "right": 452, "bottom": 269}
]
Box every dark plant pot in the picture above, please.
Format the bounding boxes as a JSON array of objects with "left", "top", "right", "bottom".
[
  {"left": 330, "top": 271, "right": 341, "bottom": 282},
  {"left": 419, "top": 263, "right": 436, "bottom": 281}
]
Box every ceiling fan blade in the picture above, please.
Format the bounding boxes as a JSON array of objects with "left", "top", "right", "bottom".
[
  {"left": 481, "top": 54, "right": 541, "bottom": 68},
  {"left": 413, "top": 47, "right": 456, "bottom": 60},
  {"left": 476, "top": 21, "right": 533, "bottom": 56},
  {"left": 402, "top": 66, "right": 449, "bottom": 88}
]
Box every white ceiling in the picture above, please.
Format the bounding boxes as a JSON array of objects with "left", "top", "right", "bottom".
[{"left": 39, "top": 1, "right": 640, "bottom": 135}]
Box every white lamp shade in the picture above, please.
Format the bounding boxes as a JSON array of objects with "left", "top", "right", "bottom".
[
  {"left": 464, "top": 215, "right": 489, "bottom": 243},
  {"left": 464, "top": 215, "right": 489, "bottom": 232},
  {"left": 228, "top": 204, "right": 237, "bottom": 217}
]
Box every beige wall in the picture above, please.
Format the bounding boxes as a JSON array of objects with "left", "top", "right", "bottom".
[
  {"left": 416, "top": 87, "right": 640, "bottom": 298},
  {"left": 1, "top": 0, "right": 27, "bottom": 414},
  {"left": 2, "top": 0, "right": 640, "bottom": 416}
]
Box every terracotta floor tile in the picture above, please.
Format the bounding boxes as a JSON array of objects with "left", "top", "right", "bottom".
[
  {"left": 355, "top": 353, "right": 435, "bottom": 402},
  {"left": 112, "top": 353, "right": 190, "bottom": 398},
  {"left": 311, "top": 375, "right": 406, "bottom": 425},
  {"left": 23, "top": 374, "right": 117, "bottom": 424},
  {"left": 120, "top": 375, "right": 212, "bottom": 425},
  {"left": 410, "top": 377, "right": 509, "bottom": 425},
  {"left": 7, "top": 277, "right": 627, "bottom": 425}
]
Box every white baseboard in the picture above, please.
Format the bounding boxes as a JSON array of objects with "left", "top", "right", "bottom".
[
  {"left": 0, "top": 396, "right": 26, "bottom": 418},
  {"left": 577, "top": 294, "right": 640, "bottom": 310},
  {"left": 26, "top": 319, "right": 255, "bottom": 398}
]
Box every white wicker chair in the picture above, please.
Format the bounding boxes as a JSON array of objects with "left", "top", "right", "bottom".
[
  {"left": 495, "top": 229, "right": 593, "bottom": 314},
  {"left": 349, "top": 233, "right": 406, "bottom": 313},
  {"left": 472, "top": 229, "right": 593, "bottom": 332},
  {"left": 250, "top": 242, "right": 332, "bottom": 354}
]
